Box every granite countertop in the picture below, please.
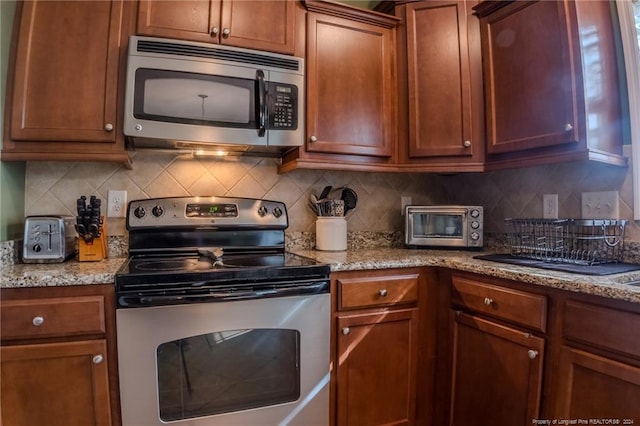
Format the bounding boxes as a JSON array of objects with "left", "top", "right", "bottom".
[{"left": 3, "top": 249, "right": 640, "bottom": 304}]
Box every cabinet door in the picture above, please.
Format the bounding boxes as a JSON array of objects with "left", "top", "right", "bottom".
[
  {"left": 336, "top": 308, "right": 418, "bottom": 426},
  {"left": 405, "top": 0, "right": 477, "bottom": 159},
  {"left": 450, "top": 311, "right": 544, "bottom": 426},
  {"left": 480, "top": 0, "right": 578, "bottom": 154},
  {"left": 10, "top": 0, "right": 122, "bottom": 143},
  {"left": 554, "top": 346, "right": 640, "bottom": 421},
  {"left": 137, "top": 0, "right": 295, "bottom": 54},
  {"left": 220, "top": 0, "right": 296, "bottom": 54},
  {"left": 305, "top": 12, "right": 395, "bottom": 158},
  {"left": 1, "top": 340, "right": 111, "bottom": 426},
  {"left": 137, "top": 0, "right": 222, "bottom": 43}
]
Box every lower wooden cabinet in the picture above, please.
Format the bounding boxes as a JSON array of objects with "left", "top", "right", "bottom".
[
  {"left": 332, "top": 268, "right": 431, "bottom": 426},
  {"left": 336, "top": 308, "right": 419, "bottom": 425},
  {"left": 0, "top": 285, "right": 119, "bottom": 426},
  {"left": 450, "top": 311, "right": 544, "bottom": 425},
  {"left": 555, "top": 346, "right": 640, "bottom": 421},
  {"left": 1, "top": 340, "right": 112, "bottom": 426}
]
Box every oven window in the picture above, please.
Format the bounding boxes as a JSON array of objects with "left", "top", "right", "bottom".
[
  {"left": 414, "top": 213, "right": 463, "bottom": 238},
  {"left": 156, "top": 329, "right": 300, "bottom": 422},
  {"left": 134, "top": 68, "right": 256, "bottom": 128}
]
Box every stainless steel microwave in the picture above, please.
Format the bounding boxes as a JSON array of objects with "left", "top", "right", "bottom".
[
  {"left": 405, "top": 206, "right": 483, "bottom": 248},
  {"left": 123, "top": 36, "right": 304, "bottom": 154}
]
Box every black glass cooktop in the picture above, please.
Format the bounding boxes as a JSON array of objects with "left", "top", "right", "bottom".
[
  {"left": 475, "top": 253, "right": 640, "bottom": 276},
  {"left": 115, "top": 252, "right": 330, "bottom": 288}
]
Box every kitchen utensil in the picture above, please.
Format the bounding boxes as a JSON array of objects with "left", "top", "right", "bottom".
[
  {"left": 319, "top": 185, "right": 332, "bottom": 200},
  {"left": 341, "top": 187, "right": 358, "bottom": 214}
]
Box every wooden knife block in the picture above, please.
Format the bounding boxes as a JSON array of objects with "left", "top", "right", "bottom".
[{"left": 78, "top": 217, "right": 108, "bottom": 262}]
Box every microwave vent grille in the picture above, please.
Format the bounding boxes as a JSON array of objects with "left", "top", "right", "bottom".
[{"left": 135, "top": 39, "right": 301, "bottom": 72}]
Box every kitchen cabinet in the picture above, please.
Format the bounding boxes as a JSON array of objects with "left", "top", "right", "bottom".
[
  {"left": 474, "top": 0, "right": 627, "bottom": 169},
  {"left": 136, "top": 0, "right": 297, "bottom": 55},
  {"left": 447, "top": 273, "right": 546, "bottom": 425},
  {"left": 553, "top": 299, "right": 640, "bottom": 420},
  {"left": 0, "top": 285, "right": 120, "bottom": 426},
  {"left": 1, "top": 0, "right": 134, "bottom": 167},
  {"left": 332, "top": 268, "right": 434, "bottom": 426},
  {"left": 396, "top": 0, "right": 485, "bottom": 172},
  {"left": 279, "top": 0, "right": 400, "bottom": 173}
]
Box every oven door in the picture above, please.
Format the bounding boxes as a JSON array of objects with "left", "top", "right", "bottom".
[{"left": 116, "top": 294, "right": 329, "bottom": 426}]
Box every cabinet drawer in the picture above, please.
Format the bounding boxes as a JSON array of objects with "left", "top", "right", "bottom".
[
  {"left": 338, "top": 273, "right": 419, "bottom": 310},
  {"left": 564, "top": 300, "right": 640, "bottom": 359},
  {"left": 1, "top": 296, "right": 106, "bottom": 341},
  {"left": 451, "top": 275, "right": 547, "bottom": 332}
]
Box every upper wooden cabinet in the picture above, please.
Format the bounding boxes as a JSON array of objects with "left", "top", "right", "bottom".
[
  {"left": 280, "top": 0, "right": 400, "bottom": 172},
  {"left": 474, "top": 0, "right": 627, "bottom": 169},
  {"left": 137, "top": 0, "right": 297, "bottom": 55},
  {"left": 1, "top": 0, "right": 133, "bottom": 167},
  {"left": 396, "top": 0, "right": 485, "bottom": 172}
]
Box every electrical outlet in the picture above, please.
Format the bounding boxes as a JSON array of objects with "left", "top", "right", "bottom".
[
  {"left": 108, "top": 190, "right": 127, "bottom": 218},
  {"left": 581, "top": 191, "right": 619, "bottom": 219},
  {"left": 543, "top": 194, "right": 558, "bottom": 219},
  {"left": 400, "top": 196, "right": 412, "bottom": 215}
]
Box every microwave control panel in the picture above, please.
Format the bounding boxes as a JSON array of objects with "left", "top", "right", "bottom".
[{"left": 268, "top": 82, "right": 298, "bottom": 130}]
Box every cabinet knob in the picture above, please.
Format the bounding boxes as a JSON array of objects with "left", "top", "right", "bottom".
[
  {"left": 342, "top": 327, "right": 350, "bottom": 335},
  {"left": 222, "top": 28, "right": 230, "bottom": 37},
  {"left": 564, "top": 123, "right": 573, "bottom": 132},
  {"left": 210, "top": 27, "right": 219, "bottom": 36},
  {"left": 310, "top": 135, "right": 318, "bottom": 143},
  {"left": 483, "top": 297, "right": 494, "bottom": 306},
  {"left": 527, "top": 349, "right": 539, "bottom": 360},
  {"left": 104, "top": 123, "right": 113, "bottom": 132},
  {"left": 379, "top": 289, "right": 388, "bottom": 297},
  {"left": 463, "top": 140, "right": 472, "bottom": 148},
  {"left": 32, "top": 316, "right": 44, "bottom": 326},
  {"left": 92, "top": 354, "right": 104, "bottom": 364}
]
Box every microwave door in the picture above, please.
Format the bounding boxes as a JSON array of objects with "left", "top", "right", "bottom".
[{"left": 128, "top": 67, "right": 266, "bottom": 146}]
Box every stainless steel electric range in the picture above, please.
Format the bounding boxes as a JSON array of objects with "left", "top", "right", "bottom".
[{"left": 115, "top": 196, "right": 330, "bottom": 426}]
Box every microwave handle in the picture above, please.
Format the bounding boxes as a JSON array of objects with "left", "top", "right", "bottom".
[{"left": 256, "top": 70, "right": 267, "bottom": 137}]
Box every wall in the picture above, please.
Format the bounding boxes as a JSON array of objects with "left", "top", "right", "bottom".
[
  {"left": 0, "top": 0, "right": 25, "bottom": 241},
  {"left": 24, "top": 146, "right": 639, "bottom": 242}
]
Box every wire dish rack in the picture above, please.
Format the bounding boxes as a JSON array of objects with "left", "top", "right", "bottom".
[{"left": 505, "top": 218, "right": 627, "bottom": 265}]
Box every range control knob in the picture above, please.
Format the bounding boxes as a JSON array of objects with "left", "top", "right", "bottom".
[
  {"left": 471, "top": 232, "right": 480, "bottom": 241},
  {"left": 470, "top": 209, "right": 480, "bottom": 218},
  {"left": 471, "top": 221, "right": 480, "bottom": 229},
  {"left": 134, "top": 206, "right": 146, "bottom": 219},
  {"left": 32, "top": 244, "right": 42, "bottom": 252},
  {"left": 258, "top": 205, "right": 268, "bottom": 217},
  {"left": 272, "top": 207, "right": 283, "bottom": 218},
  {"left": 152, "top": 205, "right": 164, "bottom": 217}
]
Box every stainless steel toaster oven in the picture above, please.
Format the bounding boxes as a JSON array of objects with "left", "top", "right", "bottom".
[{"left": 405, "top": 206, "right": 483, "bottom": 248}]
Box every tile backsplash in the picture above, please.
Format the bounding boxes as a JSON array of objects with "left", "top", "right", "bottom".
[{"left": 25, "top": 146, "right": 639, "bottom": 241}]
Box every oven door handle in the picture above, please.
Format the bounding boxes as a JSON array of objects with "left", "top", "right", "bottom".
[{"left": 119, "top": 280, "right": 329, "bottom": 307}]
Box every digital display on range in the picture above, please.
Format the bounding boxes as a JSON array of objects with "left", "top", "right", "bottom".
[{"left": 185, "top": 203, "right": 238, "bottom": 218}]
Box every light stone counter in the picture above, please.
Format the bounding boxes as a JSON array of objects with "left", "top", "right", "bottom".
[
  {"left": 3, "top": 248, "right": 640, "bottom": 305},
  {"left": 0, "top": 257, "right": 128, "bottom": 288},
  {"left": 291, "top": 248, "right": 640, "bottom": 304}
]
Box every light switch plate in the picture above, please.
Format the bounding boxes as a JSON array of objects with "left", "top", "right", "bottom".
[
  {"left": 543, "top": 194, "right": 558, "bottom": 219},
  {"left": 581, "top": 191, "right": 619, "bottom": 219}
]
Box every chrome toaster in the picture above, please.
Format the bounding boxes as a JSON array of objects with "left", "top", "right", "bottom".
[{"left": 23, "top": 216, "right": 77, "bottom": 263}]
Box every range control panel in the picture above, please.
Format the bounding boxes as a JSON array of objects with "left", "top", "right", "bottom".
[{"left": 127, "top": 196, "right": 288, "bottom": 230}]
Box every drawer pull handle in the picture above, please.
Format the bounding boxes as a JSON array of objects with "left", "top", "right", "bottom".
[
  {"left": 527, "top": 350, "right": 539, "bottom": 360},
  {"left": 93, "top": 354, "right": 104, "bottom": 365},
  {"left": 379, "top": 289, "right": 388, "bottom": 297},
  {"left": 342, "top": 327, "right": 350, "bottom": 335},
  {"left": 484, "top": 297, "right": 494, "bottom": 306},
  {"left": 32, "top": 316, "right": 44, "bottom": 326}
]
